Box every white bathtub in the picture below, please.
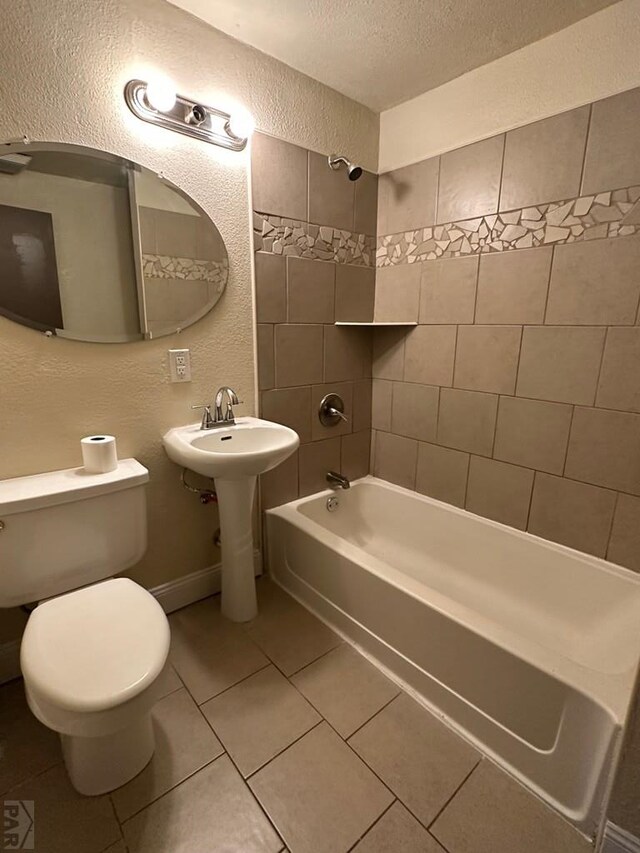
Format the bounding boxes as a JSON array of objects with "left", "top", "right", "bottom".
[{"left": 266, "top": 476, "right": 640, "bottom": 837}]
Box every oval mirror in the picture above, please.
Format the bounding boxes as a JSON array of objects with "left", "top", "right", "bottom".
[{"left": 0, "top": 142, "right": 228, "bottom": 342}]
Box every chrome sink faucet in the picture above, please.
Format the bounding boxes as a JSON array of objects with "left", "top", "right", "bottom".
[{"left": 192, "top": 386, "right": 241, "bottom": 430}]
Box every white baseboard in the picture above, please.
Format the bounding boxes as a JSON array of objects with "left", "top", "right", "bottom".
[
  {"left": 602, "top": 822, "right": 640, "bottom": 853},
  {"left": 0, "top": 550, "right": 263, "bottom": 685},
  {"left": 151, "top": 549, "right": 262, "bottom": 614}
]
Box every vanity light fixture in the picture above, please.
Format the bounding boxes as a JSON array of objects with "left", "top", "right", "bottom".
[{"left": 124, "top": 79, "right": 254, "bottom": 151}]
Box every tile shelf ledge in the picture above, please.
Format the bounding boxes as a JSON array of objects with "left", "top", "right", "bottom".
[{"left": 334, "top": 321, "right": 417, "bottom": 327}]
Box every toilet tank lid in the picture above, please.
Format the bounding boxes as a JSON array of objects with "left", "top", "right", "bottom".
[{"left": 0, "top": 458, "right": 149, "bottom": 516}]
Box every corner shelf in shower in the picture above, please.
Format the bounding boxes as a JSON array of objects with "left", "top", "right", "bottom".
[{"left": 334, "top": 321, "right": 417, "bottom": 326}]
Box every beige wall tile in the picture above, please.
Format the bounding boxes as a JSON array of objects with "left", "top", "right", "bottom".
[
  {"left": 372, "top": 327, "right": 406, "bottom": 380},
  {"left": 373, "top": 431, "right": 418, "bottom": 490},
  {"left": 476, "top": 247, "right": 552, "bottom": 324},
  {"left": 419, "top": 256, "right": 478, "bottom": 324},
  {"left": 275, "top": 324, "right": 323, "bottom": 387},
  {"left": 335, "top": 264, "right": 374, "bottom": 322},
  {"left": 597, "top": 327, "right": 640, "bottom": 412},
  {"left": 323, "top": 325, "right": 371, "bottom": 382},
  {"left": 437, "top": 135, "right": 504, "bottom": 223},
  {"left": 546, "top": 237, "right": 640, "bottom": 326},
  {"left": 256, "top": 324, "right": 274, "bottom": 391},
  {"left": 404, "top": 325, "right": 457, "bottom": 387},
  {"left": 255, "top": 252, "right": 286, "bottom": 323},
  {"left": 494, "top": 396, "right": 573, "bottom": 475},
  {"left": 287, "top": 257, "right": 335, "bottom": 323},
  {"left": 416, "top": 442, "right": 469, "bottom": 508},
  {"left": 311, "top": 381, "right": 353, "bottom": 440},
  {"left": 262, "top": 386, "right": 313, "bottom": 443},
  {"left": 138, "top": 207, "right": 156, "bottom": 253},
  {"left": 608, "top": 494, "right": 640, "bottom": 572},
  {"left": 354, "top": 170, "right": 378, "bottom": 236},
  {"left": 431, "top": 760, "right": 591, "bottom": 853},
  {"left": 528, "top": 473, "right": 616, "bottom": 557},
  {"left": 372, "top": 379, "right": 393, "bottom": 431},
  {"left": 374, "top": 264, "right": 420, "bottom": 322},
  {"left": 378, "top": 157, "right": 440, "bottom": 234},
  {"left": 308, "top": 150, "right": 356, "bottom": 230},
  {"left": 454, "top": 325, "right": 522, "bottom": 395},
  {"left": 341, "top": 430, "right": 371, "bottom": 480},
  {"left": 155, "top": 209, "right": 198, "bottom": 258},
  {"left": 252, "top": 133, "right": 307, "bottom": 220},
  {"left": 299, "top": 437, "right": 341, "bottom": 496},
  {"left": 260, "top": 451, "right": 299, "bottom": 509},
  {"left": 437, "top": 388, "right": 498, "bottom": 456},
  {"left": 582, "top": 88, "right": 640, "bottom": 195},
  {"left": 466, "top": 456, "right": 534, "bottom": 530},
  {"left": 516, "top": 326, "right": 605, "bottom": 405},
  {"left": 353, "top": 379, "right": 372, "bottom": 431},
  {"left": 500, "top": 106, "right": 590, "bottom": 210},
  {"left": 565, "top": 406, "right": 640, "bottom": 495},
  {"left": 391, "top": 381, "right": 439, "bottom": 442}
]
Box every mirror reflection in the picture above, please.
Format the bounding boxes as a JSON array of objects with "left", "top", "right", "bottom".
[{"left": 0, "top": 143, "right": 228, "bottom": 342}]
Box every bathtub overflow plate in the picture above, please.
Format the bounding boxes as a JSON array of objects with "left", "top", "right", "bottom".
[{"left": 326, "top": 496, "right": 339, "bottom": 512}]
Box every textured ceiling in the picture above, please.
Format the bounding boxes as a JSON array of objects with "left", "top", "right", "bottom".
[{"left": 167, "top": 0, "right": 620, "bottom": 111}]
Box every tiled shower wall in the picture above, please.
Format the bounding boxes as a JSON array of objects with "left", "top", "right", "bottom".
[
  {"left": 372, "top": 86, "right": 640, "bottom": 571},
  {"left": 251, "top": 133, "right": 377, "bottom": 507}
]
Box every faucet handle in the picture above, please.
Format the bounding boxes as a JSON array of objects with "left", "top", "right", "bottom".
[{"left": 191, "top": 404, "right": 214, "bottom": 430}]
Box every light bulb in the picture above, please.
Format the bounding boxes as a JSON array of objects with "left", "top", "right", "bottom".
[
  {"left": 145, "top": 79, "right": 176, "bottom": 113},
  {"left": 227, "top": 108, "right": 255, "bottom": 140}
]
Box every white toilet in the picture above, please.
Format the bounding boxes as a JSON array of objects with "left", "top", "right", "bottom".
[{"left": 0, "top": 458, "right": 170, "bottom": 795}]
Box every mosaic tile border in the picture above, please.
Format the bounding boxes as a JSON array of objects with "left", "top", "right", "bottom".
[
  {"left": 376, "top": 187, "right": 640, "bottom": 267},
  {"left": 253, "top": 212, "right": 374, "bottom": 266},
  {"left": 143, "top": 254, "right": 228, "bottom": 286}
]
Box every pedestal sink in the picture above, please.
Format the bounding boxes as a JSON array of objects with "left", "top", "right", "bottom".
[{"left": 162, "top": 417, "right": 299, "bottom": 622}]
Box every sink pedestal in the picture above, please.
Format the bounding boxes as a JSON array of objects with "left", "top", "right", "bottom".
[{"left": 215, "top": 477, "right": 258, "bottom": 622}]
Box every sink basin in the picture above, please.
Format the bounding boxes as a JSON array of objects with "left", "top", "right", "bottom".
[{"left": 162, "top": 416, "right": 299, "bottom": 480}]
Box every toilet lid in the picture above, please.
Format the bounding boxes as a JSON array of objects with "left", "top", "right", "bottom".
[{"left": 21, "top": 578, "right": 170, "bottom": 713}]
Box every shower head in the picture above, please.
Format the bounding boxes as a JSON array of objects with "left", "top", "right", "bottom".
[{"left": 328, "top": 154, "right": 363, "bottom": 181}]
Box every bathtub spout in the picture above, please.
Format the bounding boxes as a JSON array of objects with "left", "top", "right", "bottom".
[{"left": 327, "top": 471, "right": 350, "bottom": 489}]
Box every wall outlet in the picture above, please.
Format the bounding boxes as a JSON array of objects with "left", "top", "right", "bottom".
[{"left": 169, "top": 348, "right": 191, "bottom": 382}]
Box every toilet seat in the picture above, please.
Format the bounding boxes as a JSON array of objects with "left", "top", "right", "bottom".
[{"left": 21, "top": 578, "right": 170, "bottom": 714}]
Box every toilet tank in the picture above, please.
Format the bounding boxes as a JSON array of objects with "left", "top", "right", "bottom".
[{"left": 0, "top": 459, "right": 149, "bottom": 607}]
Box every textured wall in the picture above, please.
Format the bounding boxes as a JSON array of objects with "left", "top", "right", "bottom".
[
  {"left": 379, "top": 0, "right": 640, "bottom": 171},
  {"left": 0, "top": 0, "right": 378, "bottom": 644},
  {"left": 251, "top": 133, "right": 376, "bottom": 507}
]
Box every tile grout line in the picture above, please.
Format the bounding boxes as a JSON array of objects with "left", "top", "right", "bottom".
[
  {"left": 116, "top": 752, "right": 225, "bottom": 827},
  {"left": 425, "top": 758, "right": 483, "bottom": 833},
  {"left": 344, "top": 798, "right": 398, "bottom": 852},
  {"left": 578, "top": 103, "right": 593, "bottom": 197},
  {"left": 244, "top": 718, "right": 325, "bottom": 782}
]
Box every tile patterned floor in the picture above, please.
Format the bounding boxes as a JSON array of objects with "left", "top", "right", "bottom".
[{"left": 0, "top": 578, "right": 593, "bottom": 853}]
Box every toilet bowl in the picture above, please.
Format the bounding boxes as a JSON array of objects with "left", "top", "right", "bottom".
[
  {"left": 0, "top": 459, "right": 170, "bottom": 795},
  {"left": 21, "top": 578, "right": 170, "bottom": 795}
]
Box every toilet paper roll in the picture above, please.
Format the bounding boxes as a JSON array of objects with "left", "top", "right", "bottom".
[{"left": 81, "top": 435, "right": 118, "bottom": 474}]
